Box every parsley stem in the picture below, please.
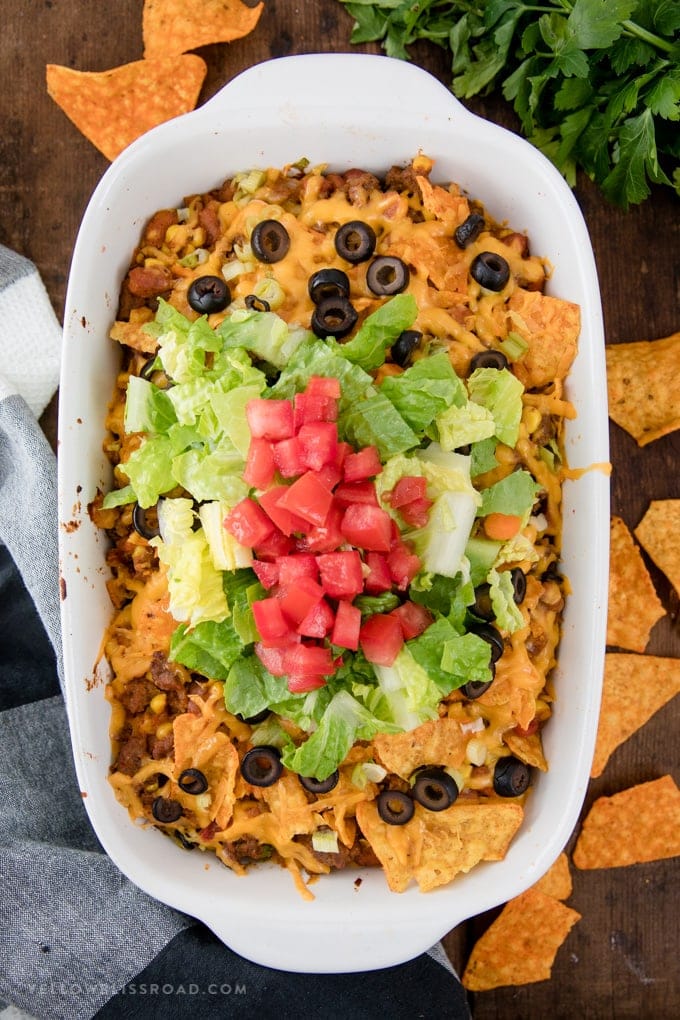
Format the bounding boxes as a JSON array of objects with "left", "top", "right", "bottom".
[{"left": 621, "top": 20, "right": 674, "bottom": 55}]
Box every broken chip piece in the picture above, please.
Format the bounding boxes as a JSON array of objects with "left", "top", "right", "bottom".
[
  {"left": 46, "top": 56, "right": 207, "bottom": 161},
  {"left": 143, "top": 0, "right": 264, "bottom": 58},
  {"left": 462, "top": 886, "right": 581, "bottom": 990},
  {"left": 591, "top": 654, "right": 680, "bottom": 778},
  {"left": 531, "top": 851, "right": 573, "bottom": 900},
  {"left": 573, "top": 775, "right": 680, "bottom": 869},
  {"left": 606, "top": 331, "right": 680, "bottom": 446},
  {"left": 607, "top": 516, "right": 665, "bottom": 652},
  {"left": 634, "top": 500, "right": 680, "bottom": 599}
]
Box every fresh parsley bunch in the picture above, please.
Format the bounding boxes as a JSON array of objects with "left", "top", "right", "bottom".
[{"left": 339, "top": 0, "right": 680, "bottom": 207}]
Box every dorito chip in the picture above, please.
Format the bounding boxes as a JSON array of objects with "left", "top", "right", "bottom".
[
  {"left": 143, "top": 0, "right": 264, "bottom": 58},
  {"left": 634, "top": 500, "right": 680, "bottom": 598},
  {"left": 607, "top": 516, "right": 665, "bottom": 652},
  {"left": 591, "top": 654, "right": 680, "bottom": 778},
  {"left": 46, "top": 56, "right": 207, "bottom": 162},
  {"left": 606, "top": 331, "right": 680, "bottom": 446},
  {"left": 532, "top": 852, "right": 572, "bottom": 900},
  {"left": 573, "top": 775, "right": 680, "bottom": 869},
  {"left": 462, "top": 887, "right": 581, "bottom": 990},
  {"left": 372, "top": 717, "right": 468, "bottom": 778},
  {"left": 355, "top": 799, "right": 523, "bottom": 893}
]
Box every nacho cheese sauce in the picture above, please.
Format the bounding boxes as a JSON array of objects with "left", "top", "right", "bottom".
[{"left": 93, "top": 156, "right": 579, "bottom": 896}]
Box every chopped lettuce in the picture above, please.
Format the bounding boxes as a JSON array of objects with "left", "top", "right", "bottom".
[
  {"left": 199, "top": 501, "right": 252, "bottom": 572},
  {"left": 342, "top": 390, "right": 419, "bottom": 459},
  {"left": 478, "top": 469, "right": 540, "bottom": 518},
  {"left": 330, "top": 293, "right": 417, "bottom": 370},
  {"left": 122, "top": 435, "right": 177, "bottom": 509},
  {"left": 371, "top": 645, "right": 443, "bottom": 731},
  {"left": 379, "top": 351, "right": 465, "bottom": 432},
  {"left": 217, "top": 308, "right": 311, "bottom": 369},
  {"left": 436, "top": 400, "right": 496, "bottom": 450},
  {"left": 468, "top": 367, "right": 524, "bottom": 447},
  {"left": 440, "top": 632, "right": 493, "bottom": 688},
  {"left": 470, "top": 436, "right": 499, "bottom": 478},
  {"left": 124, "top": 375, "right": 177, "bottom": 435},
  {"left": 489, "top": 567, "right": 525, "bottom": 633}
]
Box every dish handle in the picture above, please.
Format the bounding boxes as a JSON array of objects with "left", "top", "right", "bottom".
[{"left": 200, "top": 53, "right": 473, "bottom": 126}]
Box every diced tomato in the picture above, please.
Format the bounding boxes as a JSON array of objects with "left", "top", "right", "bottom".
[
  {"left": 297, "top": 597, "right": 335, "bottom": 638},
  {"left": 258, "top": 486, "right": 308, "bottom": 536},
  {"left": 224, "top": 497, "right": 275, "bottom": 547},
  {"left": 363, "top": 552, "right": 393, "bottom": 593},
  {"left": 277, "top": 576, "right": 325, "bottom": 626},
  {"left": 333, "top": 481, "right": 379, "bottom": 507},
  {"left": 398, "top": 496, "right": 433, "bottom": 528},
  {"left": 343, "top": 445, "right": 382, "bottom": 482},
  {"left": 390, "top": 601, "right": 434, "bottom": 640},
  {"left": 252, "top": 527, "right": 295, "bottom": 560},
  {"left": 251, "top": 597, "right": 289, "bottom": 642},
  {"left": 340, "top": 504, "right": 392, "bottom": 552},
  {"left": 276, "top": 553, "right": 319, "bottom": 585},
  {"left": 387, "top": 544, "right": 422, "bottom": 590},
  {"left": 283, "top": 643, "right": 336, "bottom": 677},
  {"left": 386, "top": 475, "right": 428, "bottom": 507},
  {"left": 297, "top": 422, "right": 338, "bottom": 471},
  {"left": 254, "top": 642, "right": 288, "bottom": 676},
  {"left": 334, "top": 442, "right": 352, "bottom": 469},
  {"left": 331, "top": 600, "right": 361, "bottom": 651},
  {"left": 293, "top": 392, "right": 338, "bottom": 428},
  {"left": 315, "top": 462, "right": 343, "bottom": 492},
  {"left": 317, "top": 550, "right": 365, "bottom": 599},
  {"left": 286, "top": 673, "right": 328, "bottom": 693},
  {"left": 276, "top": 471, "right": 334, "bottom": 526},
  {"left": 514, "top": 718, "right": 540, "bottom": 738},
  {"left": 246, "top": 398, "right": 295, "bottom": 441},
  {"left": 252, "top": 559, "right": 280, "bottom": 589},
  {"left": 273, "top": 436, "right": 306, "bottom": 478},
  {"left": 359, "top": 613, "right": 404, "bottom": 666},
  {"left": 295, "top": 500, "right": 345, "bottom": 553},
  {"left": 244, "top": 437, "right": 276, "bottom": 489},
  {"left": 305, "top": 375, "right": 341, "bottom": 399}
]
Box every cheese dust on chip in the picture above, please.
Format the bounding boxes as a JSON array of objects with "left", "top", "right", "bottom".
[
  {"left": 573, "top": 775, "right": 680, "bottom": 869},
  {"left": 143, "top": 0, "right": 264, "bottom": 58},
  {"left": 355, "top": 800, "right": 523, "bottom": 893},
  {"left": 45, "top": 56, "right": 207, "bottom": 162},
  {"left": 462, "top": 887, "right": 581, "bottom": 991},
  {"left": 531, "top": 852, "right": 573, "bottom": 901},
  {"left": 591, "top": 654, "right": 680, "bottom": 778},
  {"left": 605, "top": 331, "right": 680, "bottom": 446},
  {"left": 607, "top": 516, "right": 665, "bottom": 652},
  {"left": 634, "top": 500, "right": 680, "bottom": 599}
]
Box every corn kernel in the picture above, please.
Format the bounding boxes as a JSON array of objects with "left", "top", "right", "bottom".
[
  {"left": 155, "top": 721, "right": 173, "bottom": 739},
  {"left": 523, "top": 407, "right": 542, "bottom": 434},
  {"left": 149, "top": 693, "right": 167, "bottom": 715}
]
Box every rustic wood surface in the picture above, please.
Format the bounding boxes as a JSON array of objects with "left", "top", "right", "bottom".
[{"left": 3, "top": 2, "right": 678, "bottom": 1017}]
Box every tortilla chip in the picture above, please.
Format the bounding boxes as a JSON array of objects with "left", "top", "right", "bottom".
[
  {"left": 46, "top": 56, "right": 207, "bottom": 161},
  {"left": 507, "top": 289, "right": 580, "bottom": 389},
  {"left": 462, "top": 887, "right": 581, "bottom": 990},
  {"left": 143, "top": 0, "right": 263, "bottom": 58},
  {"left": 607, "top": 516, "right": 665, "bottom": 651},
  {"left": 634, "top": 500, "right": 680, "bottom": 598},
  {"left": 503, "top": 728, "right": 548, "bottom": 771},
  {"left": 532, "top": 852, "right": 572, "bottom": 900},
  {"left": 591, "top": 654, "right": 680, "bottom": 778},
  {"left": 606, "top": 332, "right": 680, "bottom": 446},
  {"left": 356, "top": 799, "right": 523, "bottom": 893},
  {"left": 372, "top": 717, "right": 468, "bottom": 779},
  {"left": 573, "top": 775, "right": 680, "bottom": 869}
]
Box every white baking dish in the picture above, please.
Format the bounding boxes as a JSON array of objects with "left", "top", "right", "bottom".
[{"left": 58, "top": 53, "right": 609, "bottom": 973}]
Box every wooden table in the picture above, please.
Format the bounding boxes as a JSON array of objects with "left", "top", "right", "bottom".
[{"left": 4, "top": 2, "right": 678, "bottom": 1016}]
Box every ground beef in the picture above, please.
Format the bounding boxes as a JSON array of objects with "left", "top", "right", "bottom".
[
  {"left": 343, "top": 168, "right": 381, "bottom": 206},
  {"left": 384, "top": 163, "right": 420, "bottom": 195},
  {"left": 149, "top": 731, "right": 174, "bottom": 760},
  {"left": 114, "top": 734, "right": 148, "bottom": 776},
  {"left": 127, "top": 265, "right": 173, "bottom": 298},
  {"left": 119, "top": 679, "right": 156, "bottom": 715},
  {"left": 142, "top": 209, "right": 178, "bottom": 247},
  {"left": 150, "top": 652, "right": 185, "bottom": 692}
]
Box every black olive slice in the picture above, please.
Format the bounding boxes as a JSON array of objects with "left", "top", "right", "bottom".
[
  {"left": 245, "top": 293, "right": 271, "bottom": 313},
  {"left": 470, "top": 252, "right": 510, "bottom": 292},
  {"left": 172, "top": 829, "right": 196, "bottom": 851},
  {"left": 178, "top": 768, "right": 208, "bottom": 795},
  {"left": 152, "top": 796, "right": 183, "bottom": 824},
  {"left": 311, "top": 296, "right": 358, "bottom": 339},
  {"left": 187, "top": 275, "right": 230, "bottom": 314},
  {"left": 140, "top": 356, "right": 159, "bottom": 380},
  {"left": 237, "top": 708, "right": 270, "bottom": 725},
  {"left": 366, "top": 256, "right": 409, "bottom": 296},
  {"left": 391, "top": 329, "right": 422, "bottom": 368},
  {"left": 377, "top": 789, "right": 415, "bottom": 825},
  {"left": 469, "top": 349, "right": 509, "bottom": 372},
  {"left": 132, "top": 502, "right": 160, "bottom": 540},
  {"left": 461, "top": 678, "right": 494, "bottom": 700},
  {"left": 470, "top": 623, "right": 504, "bottom": 663},
  {"left": 493, "top": 756, "right": 531, "bottom": 797},
  {"left": 454, "top": 212, "right": 485, "bottom": 249},
  {"left": 510, "top": 567, "right": 527, "bottom": 605},
  {"left": 299, "top": 770, "right": 340, "bottom": 795},
  {"left": 334, "top": 220, "right": 376, "bottom": 264},
  {"left": 412, "top": 768, "right": 459, "bottom": 812},
  {"left": 251, "top": 220, "right": 290, "bottom": 263},
  {"left": 472, "top": 583, "right": 495, "bottom": 622},
  {"left": 240, "top": 746, "right": 283, "bottom": 787},
  {"left": 308, "top": 268, "right": 350, "bottom": 305}
]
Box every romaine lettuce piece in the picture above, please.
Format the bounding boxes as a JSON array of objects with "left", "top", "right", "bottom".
[
  {"left": 489, "top": 567, "right": 525, "bottom": 633},
  {"left": 478, "top": 469, "right": 539, "bottom": 518},
  {"left": 124, "top": 375, "right": 177, "bottom": 435},
  {"left": 380, "top": 350, "right": 465, "bottom": 432},
  {"left": 330, "top": 293, "right": 417, "bottom": 370},
  {"left": 468, "top": 366, "right": 524, "bottom": 447}
]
